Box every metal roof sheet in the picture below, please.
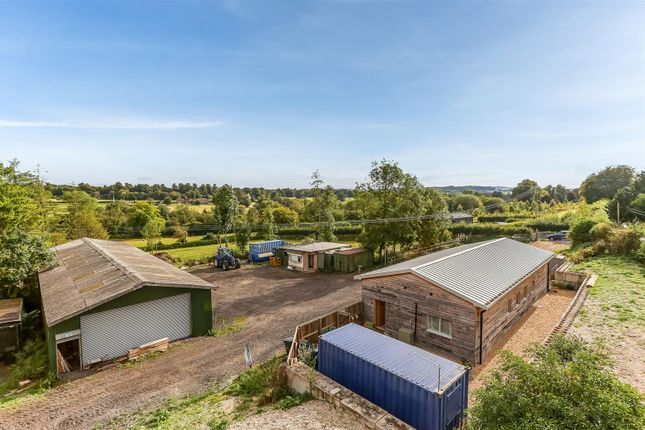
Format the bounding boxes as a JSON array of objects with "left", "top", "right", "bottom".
[
  {"left": 39, "top": 238, "right": 215, "bottom": 326},
  {"left": 279, "top": 242, "right": 349, "bottom": 253},
  {"left": 356, "top": 238, "right": 554, "bottom": 309},
  {"left": 320, "top": 323, "right": 467, "bottom": 393}
]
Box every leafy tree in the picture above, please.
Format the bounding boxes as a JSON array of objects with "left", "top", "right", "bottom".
[
  {"left": 212, "top": 184, "right": 239, "bottom": 245},
  {"left": 0, "top": 230, "right": 54, "bottom": 298},
  {"left": 608, "top": 186, "right": 637, "bottom": 222},
  {"left": 569, "top": 219, "right": 598, "bottom": 245},
  {"left": 0, "top": 160, "right": 50, "bottom": 233},
  {"left": 170, "top": 204, "right": 196, "bottom": 225},
  {"left": 452, "top": 193, "right": 481, "bottom": 210},
  {"left": 262, "top": 206, "right": 277, "bottom": 240},
  {"left": 61, "top": 190, "right": 108, "bottom": 240},
  {"left": 272, "top": 206, "right": 299, "bottom": 225},
  {"left": 100, "top": 200, "right": 130, "bottom": 233},
  {"left": 141, "top": 217, "right": 165, "bottom": 249},
  {"left": 127, "top": 201, "right": 161, "bottom": 228},
  {"left": 468, "top": 335, "right": 645, "bottom": 430},
  {"left": 511, "top": 179, "right": 542, "bottom": 202},
  {"left": 580, "top": 165, "right": 635, "bottom": 203},
  {"left": 355, "top": 160, "right": 447, "bottom": 256},
  {"left": 304, "top": 171, "right": 338, "bottom": 241},
  {"left": 628, "top": 193, "right": 645, "bottom": 219}
]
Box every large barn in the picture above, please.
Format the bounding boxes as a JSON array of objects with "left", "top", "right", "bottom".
[
  {"left": 355, "top": 238, "right": 555, "bottom": 365},
  {"left": 39, "top": 238, "right": 215, "bottom": 375}
]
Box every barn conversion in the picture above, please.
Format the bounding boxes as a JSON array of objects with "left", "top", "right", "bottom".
[
  {"left": 356, "top": 238, "right": 555, "bottom": 365},
  {"left": 39, "top": 238, "right": 215, "bottom": 375}
]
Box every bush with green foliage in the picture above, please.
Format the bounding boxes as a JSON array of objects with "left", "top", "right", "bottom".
[
  {"left": 568, "top": 219, "right": 598, "bottom": 245},
  {"left": 449, "top": 223, "right": 531, "bottom": 236},
  {"left": 0, "top": 338, "right": 53, "bottom": 394},
  {"left": 225, "top": 356, "right": 290, "bottom": 406},
  {"left": 468, "top": 335, "right": 645, "bottom": 430}
]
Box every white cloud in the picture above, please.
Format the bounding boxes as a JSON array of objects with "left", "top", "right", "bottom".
[{"left": 0, "top": 118, "right": 224, "bottom": 130}]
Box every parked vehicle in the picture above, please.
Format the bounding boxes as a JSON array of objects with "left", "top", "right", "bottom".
[
  {"left": 214, "top": 248, "right": 241, "bottom": 270},
  {"left": 547, "top": 230, "right": 570, "bottom": 241}
]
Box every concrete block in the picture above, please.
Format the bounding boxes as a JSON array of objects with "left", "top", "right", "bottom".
[{"left": 340, "top": 393, "right": 388, "bottom": 429}]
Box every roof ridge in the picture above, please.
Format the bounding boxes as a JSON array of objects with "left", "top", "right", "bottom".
[
  {"left": 81, "top": 238, "right": 145, "bottom": 285},
  {"left": 410, "top": 237, "right": 506, "bottom": 271}
]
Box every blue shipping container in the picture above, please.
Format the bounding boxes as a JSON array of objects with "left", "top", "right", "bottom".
[
  {"left": 318, "top": 323, "right": 468, "bottom": 430},
  {"left": 248, "top": 240, "right": 286, "bottom": 263}
]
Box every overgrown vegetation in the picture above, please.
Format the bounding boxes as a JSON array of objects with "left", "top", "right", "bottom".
[
  {"left": 468, "top": 335, "right": 645, "bottom": 430},
  {"left": 208, "top": 317, "right": 247, "bottom": 337},
  {"left": 0, "top": 338, "right": 54, "bottom": 399}
]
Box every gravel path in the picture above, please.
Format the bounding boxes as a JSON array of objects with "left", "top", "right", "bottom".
[
  {"left": 469, "top": 288, "right": 576, "bottom": 399},
  {"left": 0, "top": 266, "right": 361, "bottom": 430}
]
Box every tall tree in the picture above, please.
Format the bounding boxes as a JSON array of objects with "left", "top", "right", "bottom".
[
  {"left": 61, "top": 190, "right": 108, "bottom": 239},
  {"left": 0, "top": 160, "right": 54, "bottom": 298},
  {"left": 141, "top": 217, "right": 165, "bottom": 250},
  {"left": 354, "top": 160, "right": 448, "bottom": 257},
  {"left": 579, "top": 165, "right": 635, "bottom": 203},
  {"left": 212, "top": 184, "right": 239, "bottom": 245},
  {"left": 304, "top": 170, "right": 339, "bottom": 241},
  {"left": 511, "top": 179, "right": 543, "bottom": 202}
]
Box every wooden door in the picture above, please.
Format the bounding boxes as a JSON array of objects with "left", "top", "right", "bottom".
[{"left": 374, "top": 299, "right": 385, "bottom": 329}]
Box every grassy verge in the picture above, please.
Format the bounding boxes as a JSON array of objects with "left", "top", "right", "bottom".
[
  {"left": 209, "top": 317, "right": 247, "bottom": 337},
  {"left": 101, "top": 356, "right": 311, "bottom": 430},
  {"left": 573, "top": 256, "right": 645, "bottom": 329}
]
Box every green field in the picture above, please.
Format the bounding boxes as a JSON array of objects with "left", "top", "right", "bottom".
[{"left": 120, "top": 235, "right": 206, "bottom": 248}]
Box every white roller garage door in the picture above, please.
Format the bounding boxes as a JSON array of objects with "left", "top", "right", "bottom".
[{"left": 80, "top": 293, "right": 191, "bottom": 366}]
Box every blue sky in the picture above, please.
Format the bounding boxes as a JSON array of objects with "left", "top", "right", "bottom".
[{"left": 0, "top": 0, "right": 643, "bottom": 188}]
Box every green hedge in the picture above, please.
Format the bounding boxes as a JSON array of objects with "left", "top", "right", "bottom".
[
  {"left": 522, "top": 221, "right": 570, "bottom": 231},
  {"left": 449, "top": 223, "right": 532, "bottom": 236}
]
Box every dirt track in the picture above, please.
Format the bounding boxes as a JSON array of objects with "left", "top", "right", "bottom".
[{"left": 0, "top": 266, "right": 361, "bottom": 430}]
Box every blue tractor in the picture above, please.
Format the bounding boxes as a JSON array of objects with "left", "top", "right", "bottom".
[{"left": 214, "top": 247, "right": 241, "bottom": 271}]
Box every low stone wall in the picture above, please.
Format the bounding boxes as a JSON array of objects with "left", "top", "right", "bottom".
[{"left": 286, "top": 362, "right": 413, "bottom": 430}]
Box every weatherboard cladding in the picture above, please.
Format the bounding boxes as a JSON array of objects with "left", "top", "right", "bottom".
[
  {"left": 357, "top": 238, "right": 554, "bottom": 309},
  {"left": 319, "top": 323, "right": 467, "bottom": 393}
]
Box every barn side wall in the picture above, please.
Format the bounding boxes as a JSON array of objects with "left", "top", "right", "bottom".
[
  {"left": 479, "top": 263, "right": 549, "bottom": 361},
  {"left": 362, "top": 273, "right": 479, "bottom": 364},
  {"left": 45, "top": 286, "right": 213, "bottom": 373}
]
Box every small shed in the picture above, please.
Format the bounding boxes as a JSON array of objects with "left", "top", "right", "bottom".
[
  {"left": 332, "top": 248, "right": 373, "bottom": 273},
  {"left": 279, "top": 242, "right": 350, "bottom": 272},
  {"left": 450, "top": 212, "right": 473, "bottom": 224},
  {"left": 0, "top": 298, "right": 23, "bottom": 362},
  {"left": 318, "top": 323, "right": 468, "bottom": 430},
  {"left": 39, "top": 238, "right": 216, "bottom": 375}
]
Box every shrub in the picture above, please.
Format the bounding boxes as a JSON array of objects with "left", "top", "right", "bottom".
[
  {"left": 225, "top": 356, "right": 290, "bottom": 405},
  {"left": 590, "top": 222, "right": 614, "bottom": 242},
  {"left": 634, "top": 241, "right": 645, "bottom": 263},
  {"left": 468, "top": 335, "right": 645, "bottom": 430},
  {"left": 569, "top": 219, "right": 598, "bottom": 245},
  {"left": 449, "top": 223, "right": 532, "bottom": 236},
  {"left": 0, "top": 338, "right": 49, "bottom": 392},
  {"left": 608, "top": 228, "right": 641, "bottom": 255}
]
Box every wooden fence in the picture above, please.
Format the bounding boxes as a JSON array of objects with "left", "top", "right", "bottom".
[{"left": 287, "top": 301, "right": 362, "bottom": 365}]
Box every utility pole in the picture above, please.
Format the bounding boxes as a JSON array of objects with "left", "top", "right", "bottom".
[{"left": 617, "top": 201, "right": 620, "bottom": 224}]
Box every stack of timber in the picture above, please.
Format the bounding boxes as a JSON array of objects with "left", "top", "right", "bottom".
[
  {"left": 56, "top": 349, "right": 72, "bottom": 373},
  {"left": 127, "top": 337, "right": 169, "bottom": 360}
]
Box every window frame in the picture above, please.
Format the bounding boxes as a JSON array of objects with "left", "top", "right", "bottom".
[{"left": 426, "top": 314, "right": 453, "bottom": 339}]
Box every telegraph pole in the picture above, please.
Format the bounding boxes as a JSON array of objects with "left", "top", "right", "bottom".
[{"left": 617, "top": 201, "right": 620, "bottom": 224}]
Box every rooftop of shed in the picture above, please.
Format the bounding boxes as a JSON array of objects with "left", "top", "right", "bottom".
[
  {"left": 320, "top": 323, "right": 467, "bottom": 394},
  {"left": 355, "top": 238, "right": 554, "bottom": 309},
  {"left": 39, "top": 238, "right": 215, "bottom": 327},
  {"left": 0, "top": 298, "right": 22, "bottom": 325},
  {"left": 279, "top": 242, "right": 349, "bottom": 253}
]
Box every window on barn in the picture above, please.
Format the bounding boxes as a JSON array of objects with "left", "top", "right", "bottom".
[
  {"left": 427, "top": 314, "right": 452, "bottom": 338},
  {"left": 507, "top": 299, "right": 512, "bottom": 313},
  {"left": 523, "top": 286, "right": 528, "bottom": 300},
  {"left": 516, "top": 292, "right": 521, "bottom": 306}
]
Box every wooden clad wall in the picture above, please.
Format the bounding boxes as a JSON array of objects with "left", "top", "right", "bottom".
[
  {"left": 362, "top": 274, "right": 478, "bottom": 364},
  {"left": 479, "top": 264, "right": 549, "bottom": 361}
]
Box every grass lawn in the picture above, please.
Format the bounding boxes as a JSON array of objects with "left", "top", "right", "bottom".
[
  {"left": 164, "top": 244, "right": 223, "bottom": 264},
  {"left": 119, "top": 235, "right": 206, "bottom": 248},
  {"left": 572, "top": 255, "right": 645, "bottom": 392}
]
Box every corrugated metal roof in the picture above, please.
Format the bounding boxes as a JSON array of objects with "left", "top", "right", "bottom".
[
  {"left": 356, "top": 238, "right": 554, "bottom": 309},
  {"left": 39, "top": 238, "right": 215, "bottom": 327},
  {"left": 0, "top": 298, "right": 22, "bottom": 325},
  {"left": 320, "top": 323, "right": 467, "bottom": 393},
  {"left": 279, "top": 242, "right": 349, "bottom": 253}
]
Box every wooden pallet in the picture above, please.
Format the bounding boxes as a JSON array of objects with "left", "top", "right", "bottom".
[{"left": 127, "top": 338, "right": 169, "bottom": 360}]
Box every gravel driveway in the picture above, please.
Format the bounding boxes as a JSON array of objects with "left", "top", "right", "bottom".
[{"left": 0, "top": 266, "right": 361, "bottom": 430}]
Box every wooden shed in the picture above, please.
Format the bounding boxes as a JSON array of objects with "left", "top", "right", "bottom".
[
  {"left": 355, "top": 238, "right": 554, "bottom": 366},
  {"left": 279, "top": 242, "right": 350, "bottom": 272},
  {"left": 0, "top": 298, "right": 23, "bottom": 362},
  {"left": 332, "top": 248, "right": 373, "bottom": 273},
  {"left": 38, "top": 238, "right": 216, "bottom": 375}
]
